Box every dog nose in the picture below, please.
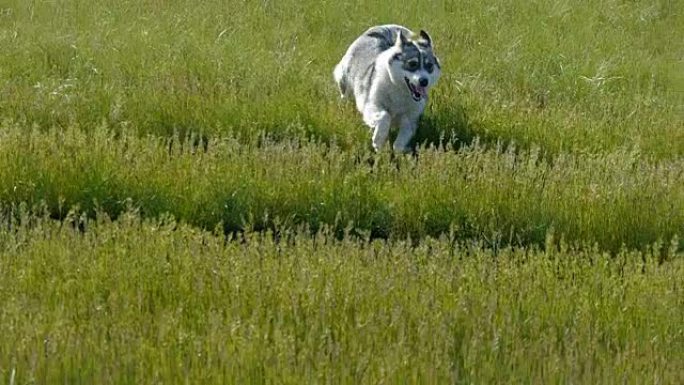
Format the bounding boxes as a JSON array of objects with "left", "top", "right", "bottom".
[{"left": 419, "top": 78, "right": 428, "bottom": 87}]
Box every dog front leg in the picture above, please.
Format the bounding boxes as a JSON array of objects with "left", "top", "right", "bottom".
[
  {"left": 393, "top": 117, "right": 417, "bottom": 153},
  {"left": 363, "top": 107, "right": 391, "bottom": 152}
]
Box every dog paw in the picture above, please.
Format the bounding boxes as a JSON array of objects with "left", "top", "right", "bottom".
[{"left": 392, "top": 145, "right": 413, "bottom": 154}]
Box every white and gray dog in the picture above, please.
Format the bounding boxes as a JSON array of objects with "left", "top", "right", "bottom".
[{"left": 333, "top": 24, "right": 441, "bottom": 153}]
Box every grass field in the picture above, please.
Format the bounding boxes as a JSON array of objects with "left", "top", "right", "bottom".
[
  {"left": 1, "top": 0, "right": 683, "bottom": 383},
  {"left": 1, "top": 211, "right": 682, "bottom": 384}
]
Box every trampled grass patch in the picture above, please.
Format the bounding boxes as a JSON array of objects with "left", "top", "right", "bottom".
[{"left": 0, "top": 211, "right": 682, "bottom": 384}]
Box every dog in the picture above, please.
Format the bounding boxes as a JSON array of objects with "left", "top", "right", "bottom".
[{"left": 333, "top": 24, "right": 441, "bottom": 153}]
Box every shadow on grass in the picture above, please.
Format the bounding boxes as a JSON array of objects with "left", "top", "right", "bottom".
[{"left": 410, "top": 104, "right": 503, "bottom": 152}]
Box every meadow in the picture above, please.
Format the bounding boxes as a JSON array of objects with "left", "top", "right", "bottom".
[
  {"left": 0, "top": 0, "right": 683, "bottom": 383},
  {"left": 1, "top": 211, "right": 682, "bottom": 384}
]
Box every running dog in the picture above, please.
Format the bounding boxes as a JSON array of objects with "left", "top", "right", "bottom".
[{"left": 333, "top": 24, "right": 441, "bottom": 152}]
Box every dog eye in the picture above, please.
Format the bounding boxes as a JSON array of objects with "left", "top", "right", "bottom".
[
  {"left": 407, "top": 60, "right": 419, "bottom": 70},
  {"left": 425, "top": 62, "right": 434, "bottom": 72}
]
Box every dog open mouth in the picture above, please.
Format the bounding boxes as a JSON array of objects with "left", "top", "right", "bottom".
[{"left": 404, "top": 77, "right": 426, "bottom": 101}]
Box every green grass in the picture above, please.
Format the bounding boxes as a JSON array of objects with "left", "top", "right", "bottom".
[
  {"left": 1, "top": 211, "right": 682, "bottom": 384},
  {"left": 1, "top": 123, "right": 681, "bottom": 252},
  {"left": 0, "top": 0, "right": 683, "bottom": 383},
  {"left": 1, "top": 0, "right": 682, "bottom": 156}
]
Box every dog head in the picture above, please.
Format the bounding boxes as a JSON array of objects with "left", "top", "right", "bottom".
[{"left": 387, "top": 29, "right": 441, "bottom": 102}]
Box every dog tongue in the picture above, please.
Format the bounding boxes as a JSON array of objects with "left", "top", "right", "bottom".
[{"left": 416, "top": 86, "right": 427, "bottom": 98}]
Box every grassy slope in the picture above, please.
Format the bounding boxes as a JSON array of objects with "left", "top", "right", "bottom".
[
  {"left": 0, "top": 1, "right": 681, "bottom": 250},
  {"left": 1, "top": 0, "right": 683, "bottom": 383},
  {"left": 1, "top": 212, "right": 682, "bottom": 384},
  {"left": 0, "top": 0, "right": 682, "bottom": 156}
]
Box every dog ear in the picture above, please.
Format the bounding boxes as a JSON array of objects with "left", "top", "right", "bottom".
[
  {"left": 395, "top": 31, "right": 409, "bottom": 47},
  {"left": 419, "top": 30, "right": 433, "bottom": 47}
]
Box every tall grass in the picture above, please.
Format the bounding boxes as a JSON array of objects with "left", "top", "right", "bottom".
[
  {"left": 0, "top": 0, "right": 682, "bottom": 157},
  {"left": 1, "top": 210, "right": 682, "bottom": 384},
  {"left": 1, "top": 122, "right": 681, "bottom": 252},
  {"left": 1, "top": 1, "right": 683, "bottom": 382}
]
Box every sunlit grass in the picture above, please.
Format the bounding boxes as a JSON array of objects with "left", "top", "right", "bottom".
[
  {"left": 0, "top": 0, "right": 682, "bottom": 156},
  {"left": 1, "top": 123, "right": 681, "bottom": 252},
  {"left": 0, "top": 0, "right": 683, "bottom": 382},
  {"left": 0, "top": 210, "right": 682, "bottom": 384}
]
